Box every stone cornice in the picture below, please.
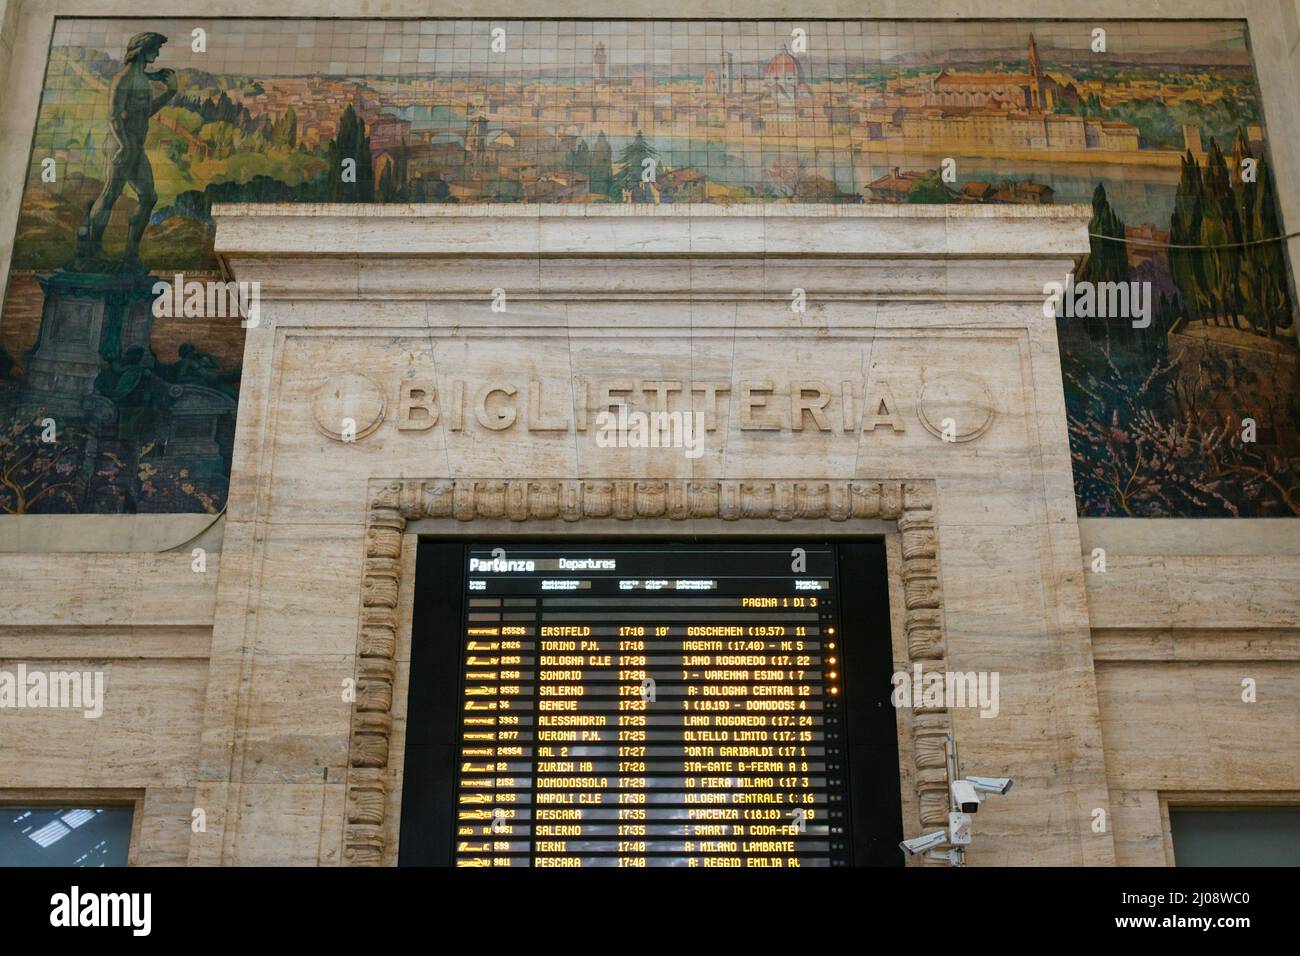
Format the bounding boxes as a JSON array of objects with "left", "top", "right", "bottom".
[
  {"left": 214, "top": 202, "right": 1091, "bottom": 262},
  {"left": 213, "top": 204, "right": 1089, "bottom": 303}
]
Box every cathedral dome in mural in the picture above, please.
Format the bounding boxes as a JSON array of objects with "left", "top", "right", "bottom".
[{"left": 763, "top": 47, "right": 803, "bottom": 78}]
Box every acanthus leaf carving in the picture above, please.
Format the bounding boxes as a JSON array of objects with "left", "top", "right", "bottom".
[
  {"left": 478, "top": 480, "right": 506, "bottom": 519},
  {"left": 635, "top": 480, "right": 667, "bottom": 517},
  {"left": 689, "top": 481, "right": 719, "bottom": 518},
  {"left": 585, "top": 480, "right": 613, "bottom": 517},
  {"left": 740, "top": 480, "right": 774, "bottom": 518},
  {"left": 795, "top": 481, "right": 829, "bottom": 519},
  {"left": 422, "top": 479, "right": 455, "bottom": 518},
  {"left": 849, "top": 480, "right": 881, "bottom": 518},
  {"left": 530, "top": 480, "right": 559, "bottom": 519}
]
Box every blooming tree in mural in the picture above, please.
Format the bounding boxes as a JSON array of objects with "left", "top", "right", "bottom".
[
  {"left": 0, "top": 411, "right": 84, "bottom": 514},
  {"left": 1066, "top": 345, "right": 1300, "bottom": 517}
]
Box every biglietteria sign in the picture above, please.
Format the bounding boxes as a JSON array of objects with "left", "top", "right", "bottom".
[
  {"left": 392, "top": 379, "right": 908, "bottom": 433},
  {"left": 312, "top": 373, "right": 995, "bottom": 445}
]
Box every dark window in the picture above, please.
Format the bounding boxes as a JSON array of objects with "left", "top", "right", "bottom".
[
  {"left": 0, "top": 806, "right": 132, "bottom": 866},
  {"left": 1171, "top": 808, "right": 1300, "bottom": 866}
]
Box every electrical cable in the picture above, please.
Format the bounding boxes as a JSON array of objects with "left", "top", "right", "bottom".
[{"left": 1087, "top": 229, "right": 1300, "bottom": 251}]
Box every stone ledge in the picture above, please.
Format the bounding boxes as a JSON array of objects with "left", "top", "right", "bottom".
[
  {"left": 1078, "top": 518, "right": 1300, "bottom": 557},
  {"left": 213, "top": 202, "right": 1092, "bottom": 262},
  {"left": 0, "top": 514, "right": 224, "bottom": 553},
  {"left": 213, "top": 201, "right": 1095, "bottom": 220}
]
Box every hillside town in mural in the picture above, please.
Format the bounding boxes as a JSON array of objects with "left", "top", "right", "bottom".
[{"left": 0, "top": 19, "right": 1296, "bottom": 515}]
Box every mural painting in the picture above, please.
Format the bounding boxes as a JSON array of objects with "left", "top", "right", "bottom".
[{"left": 1, "top": 19, "right": 1295, "bottom": 515}]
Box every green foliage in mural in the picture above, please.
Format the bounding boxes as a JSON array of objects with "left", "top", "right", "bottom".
[
  {"left": 613, "top": 131, "right": 659, "bottom": 201},
  {"left": 1169, "top": 134, "right": 1294, "bottom": 339},
  {"left": 326, "top": 106, "right": 375, "bottom": 203},
  {"left": 907, "top": 170, "right": 955, "bottom": 204}
]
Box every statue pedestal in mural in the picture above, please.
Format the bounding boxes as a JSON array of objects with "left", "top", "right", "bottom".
[
  {"left": 18, "top": 266, "right": 157, "bottom": 420},
  {"left": 157, "top": 383, "right": 237, "bottom": 480}
]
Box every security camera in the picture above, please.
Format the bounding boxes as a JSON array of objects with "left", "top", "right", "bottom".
[
  {"left": 967, "top": 776, "right": 1013, "bottom": 795},
  {"left": 898, "top": 830, "right": 948, "bottom": 856},
  {"left": 950, "top": 779, "right": 982, "bottom": 813},
  {"left": 948, "top": 811, "right": 972, "bottom": 845},
  {"left": 926, "top": 846, "right": 965, "bottom": 867}
]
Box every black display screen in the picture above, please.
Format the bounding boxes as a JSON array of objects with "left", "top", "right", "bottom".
[{"left": 400, "top": 540, "right": 901, "bottom": 868}]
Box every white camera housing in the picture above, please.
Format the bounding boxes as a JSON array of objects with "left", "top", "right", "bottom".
[
  {"left": 898, "top": 830, "right": 948, "bottom": 856},
  {"left": 948, "top": 811, "right": 972, "bottom": 845},
  {"left": 950, "top": 779, "right": 982, "bottom": 813},
  {"left": 967, "top": 775, "right": 1014, "bottom": 795}
]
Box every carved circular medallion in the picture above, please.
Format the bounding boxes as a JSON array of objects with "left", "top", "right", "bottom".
[
  {"left": 917, "top": 372, "right": 995, "bottom": 443},
  {"left": 313, "top": 373, "right": 386, "bottom": 442}
]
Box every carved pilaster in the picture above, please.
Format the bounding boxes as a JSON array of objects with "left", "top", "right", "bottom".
[
  {"left": 343, "top": 482, "right": 407, "bottom": 866},
  {"left": 898, "top": 497, "right": 955, "bottom": 847}
]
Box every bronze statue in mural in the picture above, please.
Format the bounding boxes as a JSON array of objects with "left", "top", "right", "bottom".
[{"left": 74, "top": 32, "right": 176, "bottom": 269}]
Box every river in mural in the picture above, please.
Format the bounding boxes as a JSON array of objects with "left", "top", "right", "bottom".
[{"left": 1, "top": 18, "right": 1296, "bottom": 516}]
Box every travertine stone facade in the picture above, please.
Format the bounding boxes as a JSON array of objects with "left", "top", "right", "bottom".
[
  {"left": 1079, "top": 518, "right": 1300, "bottom": 864},
  {"left": 2, "top": 0, "right": 1299, "bottom": 868},
  {"left": 169, "top": 202, "right": 1109, "bottom": 865}
]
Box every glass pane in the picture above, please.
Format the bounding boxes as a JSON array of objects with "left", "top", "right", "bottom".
[
  {"left": 1171, "top": 809, "right": 1300, "bottom": 867},
  {"left": 0, "top": 806, "right": 133, "bottom": 867}
]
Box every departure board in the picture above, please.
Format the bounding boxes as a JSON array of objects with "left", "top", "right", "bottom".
[{"left": 449, "top": 544, "right": 850, "bottom": 868}]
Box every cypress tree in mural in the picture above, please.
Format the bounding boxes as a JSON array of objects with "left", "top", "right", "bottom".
[
  {"left": 1078, "top": 183, "right": 1131, "bottom": 343},
  {"left": 1168, "top": 128, "right": 1293, "bottom": 339},
  {"left": 1232, "top": 128, "right": 1293, "bottom": 338},
  {"left": 591, "top": 132, "right": 615, "bottom": 198},
  {"left": 377, "top": 163, "right": 398, "bottom": 202},
  {"left": 1169, "top": 151, "right": 1205, "bottom": 329},
  {"left": 614, "top": 131, "right": 658, "bottom": 201},
  {"left": 271, "top": 105, "right": 298, "bottom": 149},
  {"left": 326, "top": 105, "right": 375, "bottom": 202},
  {"left": 1198, "top": 138, "right": 1241, "bottom": 329},
  {"left": 569, "top": 139, "right": 591, "bottom": 182},
  {"left": 1080, "top": 184, "right": 1129, "bottom": 283},
  {"left": 378, "top": 146, "right": 409, "bottom": 202},
  {"left": 1244, "top": 158, "right": 1293, "bottom": 337}
]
